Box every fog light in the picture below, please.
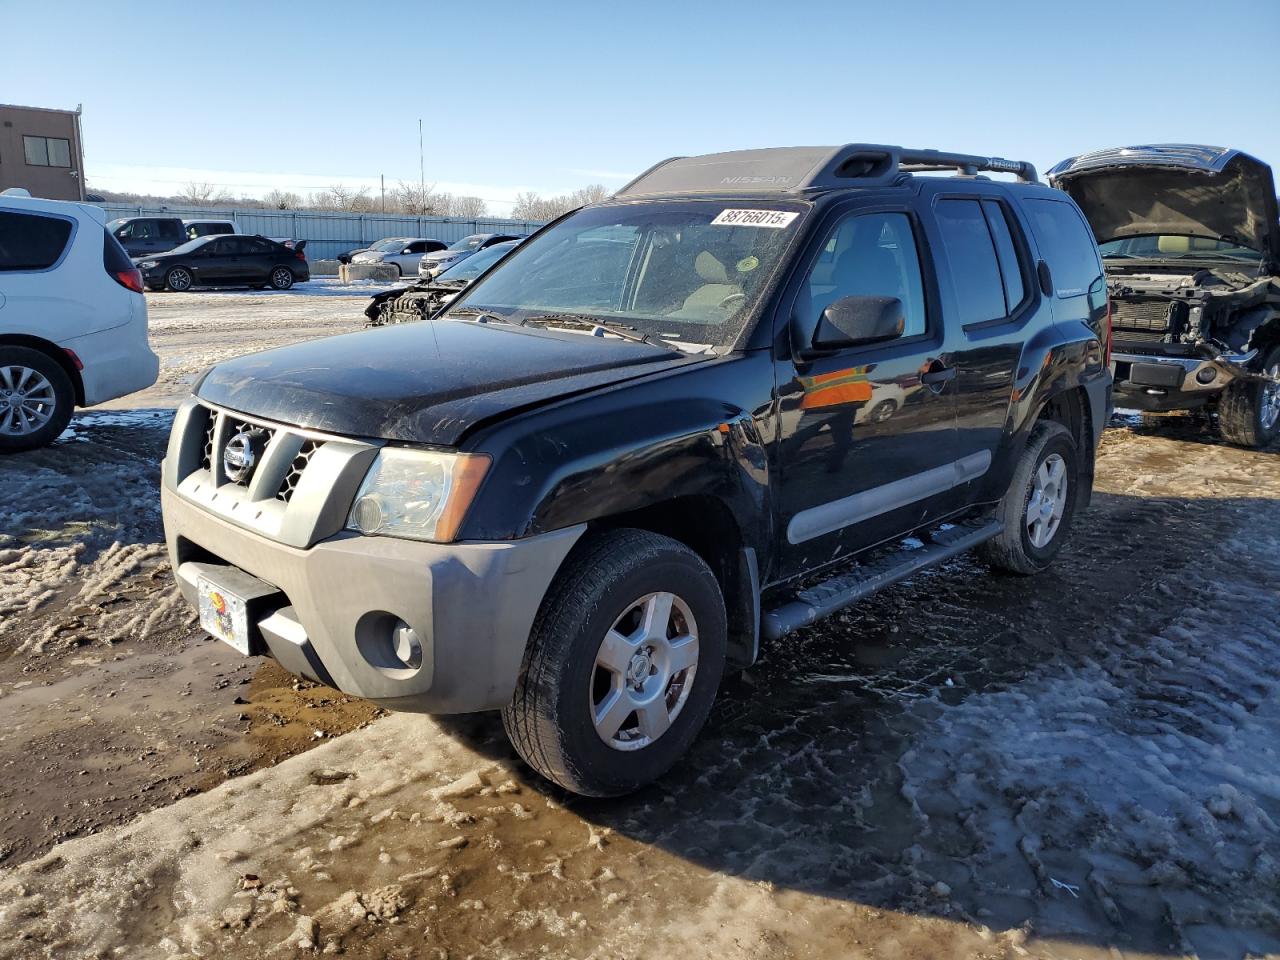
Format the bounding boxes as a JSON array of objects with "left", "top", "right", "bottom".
[
  {"left": 355, "top": 611, "right": 428, "bottom": 679},
  {"left": 1196, "top": 367, "right": 1217, "bottom": 385}
]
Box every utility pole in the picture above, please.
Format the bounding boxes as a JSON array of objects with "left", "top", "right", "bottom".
[{"left": 418, "top": 119, "right": 425, "bottom": 215}]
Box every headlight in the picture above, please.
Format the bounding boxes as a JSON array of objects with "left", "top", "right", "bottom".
[
  {"left": 139, "top": 260, "right": 158, "bottom": 269},
  {"left": 346, "top": 448, "right": 490, "bottom": 543}
]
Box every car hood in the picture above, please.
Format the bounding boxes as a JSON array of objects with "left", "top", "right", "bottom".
[
  {"left": 1047, "top": 144, "right": 1280, "bottom": 265},
  {"left": 351, "top": 252, "right": 384, "bottom": 261},
  {"left": 194, "top": 319, "right": 694, "bottom": 445},
  {"left": 424, "top": 249, "right": 470, "bottom": 262}
]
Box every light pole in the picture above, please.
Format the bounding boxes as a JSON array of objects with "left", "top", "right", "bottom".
[{"left": 418, "top": 119, "right": 425, "bottom": 216}]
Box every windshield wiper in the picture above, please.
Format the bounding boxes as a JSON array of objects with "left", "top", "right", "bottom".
[
  {"left": 522, "top": 313, "right": 654, "bottom": 345},
  {"left": 445, "top": 307, "right": 523, "bottom": 326}
]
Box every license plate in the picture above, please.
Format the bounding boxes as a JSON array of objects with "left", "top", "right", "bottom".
[{"left": 198, "top": 575, "right": 252, "bottom": 655}]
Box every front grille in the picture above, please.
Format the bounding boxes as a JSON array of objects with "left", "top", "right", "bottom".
[
  {"left": 1112, "top": 298, "right": 1172, "bottom": 332},
  {"left": 278, "top": 440, "right": 321, "bottom": 503},
  {"left": 197, "top": 405, "right": 325, "bottom": 500}
]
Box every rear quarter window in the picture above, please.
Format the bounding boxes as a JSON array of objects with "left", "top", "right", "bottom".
[
  {"left": 1023, "top": 198, "right": 1102, "bottom": 298},
  {"left": 0, "top": 210, "right": 74, "bottom": 272}
]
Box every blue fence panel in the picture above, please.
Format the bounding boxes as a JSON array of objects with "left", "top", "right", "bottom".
[{"left": 95, "top": 203, "right": 544, "bottom": 262}]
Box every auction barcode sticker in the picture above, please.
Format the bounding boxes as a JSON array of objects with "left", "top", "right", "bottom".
[{"left": 711, "top": 209, "right": 799, "bottom": 229}]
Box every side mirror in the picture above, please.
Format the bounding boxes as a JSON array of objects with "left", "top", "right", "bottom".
[
  {"left": 809, "top": 296, "right": 905, "bottom": 353},
  {"left": 402, "top": 248, "right": 413, "bottom": 255}
]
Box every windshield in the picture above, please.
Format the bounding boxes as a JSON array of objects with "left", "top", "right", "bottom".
[
  {"left": 1099, "top": 235, "right": 1263, "bottom": 263},
  {"left": 370, "top": 238, "right": 406, "bottom": 252},
  {"left": 446, "top": 201, "right": 807, "bottom": 348},
  {"left": 447, "top": 234, "right": 485, "bottom": 252},
  {"left": 437, "top": 241, "right": 517, "bottom": 283}
]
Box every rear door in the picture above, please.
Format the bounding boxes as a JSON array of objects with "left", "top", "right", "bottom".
[
  {"left": 922, "top": 192, "right": 1035, "bottom": 467},
  {"left": 774, "top": 204, "right": 959, "bottom": 579},
  {"left": 156, "top": 218, "right": 185, "bottom": 253},
  {"left": 238, "top": 237, "right": 278, "bottom": 282},
  {"left": 0, "top": 206, "right": 80, "bottom": 340}
]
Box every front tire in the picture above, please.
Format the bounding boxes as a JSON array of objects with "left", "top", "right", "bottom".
[
  {"left": 977, "top": 419, "right": 1079, "bottom": 575},
  {"left": 1218, "top": 343, "right": 1280, "bottom": 448},
  {"left": 502, "top": 529, "right": 726, "bottom": 797},
  {"left": 0, "top": 347, "right": 75, "bottom": 453},
  {"left": 269, "top": 266, "right": 295, "bottom": 290}
]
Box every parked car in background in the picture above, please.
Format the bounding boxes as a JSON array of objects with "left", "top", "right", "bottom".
[
  {"left": 351, "top": 238, "right": 446, "bottom": 276},
  {"left": 136, "top": 235, "right": 309, "bottom": 291},
  {"left": 0, "top": 190, "right": 158, "bottom": 451},
  {"left": 1049, "top": 144, "right": 1280, "bottom": 447},
  {"left": 107, "top": 215, "right": 186, "bottom": 258},
  {"left": 161, "top": 143, "right": 1110, "bottom": 797},
  {"left": 418, "top": 232, "right": 524, "bottom": 278},
  {"left": 182, "top": 218, "right": 297, "bottom": 250},
  {"left": 364, "top": 238, "right": 522, "bottom": 326},
  {"left": 183, "top": 218, "right": 237, "bottom": 240}
]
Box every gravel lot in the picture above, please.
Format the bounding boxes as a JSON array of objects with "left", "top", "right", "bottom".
[{"left": 1, "top": 286, "right": 1278, "bottom": 959}]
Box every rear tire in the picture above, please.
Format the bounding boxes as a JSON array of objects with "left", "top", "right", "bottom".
[
  {"left": 269, "top": 266, "right": 295, "bottom": 290},
  {"left": 502, "top": 529, "right": 726, "bottom": 797},
  {"left": 977, "top": 419, "right": 1079, "bottom": 575},
  {"left": 165, "top": 267, "right": 193, "bottom": 292},
  {"left": 1217, "top": 343, "right": 1280, "bottom": 448},
  {"left": 0, "top": 347, "right": 75, "bottom": 453}
]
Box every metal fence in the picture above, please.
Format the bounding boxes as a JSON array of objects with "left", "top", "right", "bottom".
[{"left": 93, "top": 202, "right": 545, "bottom": 262}]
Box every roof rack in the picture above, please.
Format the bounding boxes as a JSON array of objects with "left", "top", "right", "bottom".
[{"left": 615, "top": 144, "right": 1039, "bottom": 199}]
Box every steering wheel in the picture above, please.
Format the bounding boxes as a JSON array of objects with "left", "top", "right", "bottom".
[{"left": 718, "top": 292, "right": 746, "bottom": 310}]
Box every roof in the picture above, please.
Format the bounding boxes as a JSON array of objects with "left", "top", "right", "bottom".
[{"left": 616, "top": 144, "right": 1039, "bottom": 199}]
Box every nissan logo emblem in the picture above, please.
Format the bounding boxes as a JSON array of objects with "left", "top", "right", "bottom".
[{"left": 223, "top": 429, "right": 264, "bottom": 483}]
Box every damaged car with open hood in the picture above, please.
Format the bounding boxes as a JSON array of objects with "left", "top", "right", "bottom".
[{"left": 1048, "top": 144, "right": 1280, "bottom": 447}]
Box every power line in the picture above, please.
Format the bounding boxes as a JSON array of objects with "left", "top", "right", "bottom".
[{"left": 84, "top": 173, "right": 522, "bottom": 207}]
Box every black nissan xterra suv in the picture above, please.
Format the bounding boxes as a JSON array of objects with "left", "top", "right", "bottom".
[
  {"left": 1049, "top": 145, "right": 1280, "bottom": 447},
  {"left": 161, "top": 144, "right": 1111, "bottom": 797}
]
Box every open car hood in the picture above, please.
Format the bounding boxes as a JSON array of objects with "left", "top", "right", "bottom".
[{"left": 1047, "top": 145, "right": 1280, "bottom": 266}]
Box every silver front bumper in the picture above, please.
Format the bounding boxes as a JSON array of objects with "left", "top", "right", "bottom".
[
  {"left": 161, "top": 398, "right": 584, "bottom": 712},
  {"left": 1112, "top": 348, "right": 1266, "bottom": 396}
]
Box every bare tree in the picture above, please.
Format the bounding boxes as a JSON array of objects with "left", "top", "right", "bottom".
[
  {"left": 264, "top": 189, "right": 303, "bottom": 210},
  {"left": 310, "top": 183, "right": 377, "bottom": 213},
  {"left": 511, "top": 184, "right": 608, "bottom": 221},
  {"left": 447, "top": 195, "right": 487, "bottom": 219},
  {"left": 393, "top": 180, "right": 441, "bottom": 216},
  {"left": 177, "top": 181, "right": 233, "bottom": 206}
]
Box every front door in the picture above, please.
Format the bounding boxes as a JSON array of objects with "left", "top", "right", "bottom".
[{"left": 774, "top": 208, "right": 959, "bottom": 581}]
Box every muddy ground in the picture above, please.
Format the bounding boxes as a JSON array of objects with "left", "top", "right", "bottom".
[{"left": 1, "top": 288, "right": 1278, "bottom": 959}]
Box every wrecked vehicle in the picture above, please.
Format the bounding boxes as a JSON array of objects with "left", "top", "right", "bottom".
[
  {"left": 1049, "top": 145, "right": 1280, "bottom": 446},
  {"left": 363, "top": 238, "right": 521, "bottom": 327},
  {"left": 162, "top": 143, "right": 1110, "bottom": 797}
]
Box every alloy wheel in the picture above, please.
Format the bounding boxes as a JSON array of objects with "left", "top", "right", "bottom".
[
  {"left": 1026, "top": 452, "right": 1068, "bottom": 548},
  {"left": 271, "top": 267, "right": 293, "bottom": 289},
  {"left": 0, "top": 365, "right": 57, "bottom": 436},
  {"left": 1261, "top": 361, "right": 1280, "bottom": 431},
  {"left": 168, "top": 268, "right": 192, "bottom": 291},
  {"left": 590, "top": 591, "right": 699, "bottom": 751}
]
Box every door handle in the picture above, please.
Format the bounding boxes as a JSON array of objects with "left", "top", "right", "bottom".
[{"left": 921, "top": 360, "right": 956, "bottom": 391}]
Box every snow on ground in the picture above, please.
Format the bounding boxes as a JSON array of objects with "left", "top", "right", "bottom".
[{"left": 0, "top": 410, "right": 180, "bottom": 657}]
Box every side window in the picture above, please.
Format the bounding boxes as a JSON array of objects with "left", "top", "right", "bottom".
[
  {"left": 981, "top": 200, "right": 1027, "bottom": 312},
  {"left": 131, "top": 220, "right": 158, "bottom": 240},
  {"left": 246, "top": 238, "right": 273, "bottom": 253},
  {"left": 0, "top": 211, "right": 73, "bottom": 271},
  {"left": 159, "top": 220, "right": 184, "bottom": 241},
  {"left": 933, "top": 199, "right": 1006, "bottom": 325},
  {"left": 801, "top": 211, "right": 927, "bottom": 338},
  {"left": 407, "top": 241, "right": 426, "bottom": 254},
  {"left": 1022, "top": 199, "right": 1103, "bottom": 298}
]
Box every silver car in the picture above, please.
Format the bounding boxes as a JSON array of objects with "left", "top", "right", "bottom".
[
  {"left": 418, "top": 232, "right": 524, "bottom": 279},
  {"left": 352, "top": 237, "right": 446, "bottom": 277}
]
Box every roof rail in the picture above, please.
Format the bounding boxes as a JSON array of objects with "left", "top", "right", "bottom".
[
  {"left": 614, "top": 144, "right": 1039, "bottom": 199},
  {"left": 898, "top": 149, "right": 1038, "bottom": 184}
]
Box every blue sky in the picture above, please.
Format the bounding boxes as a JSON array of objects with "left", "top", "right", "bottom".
[{"left": 2, "top": 0, "right": 1276, "bottom": 216}]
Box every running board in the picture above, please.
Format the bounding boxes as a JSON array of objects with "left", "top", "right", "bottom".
[{"left": 761, "top": 519, "right": 1003, "bottom": 641}]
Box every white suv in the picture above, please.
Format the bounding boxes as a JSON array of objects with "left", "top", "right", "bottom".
[{"left": 0, "top": 190, "right": 159, "bottom": 451}]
